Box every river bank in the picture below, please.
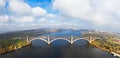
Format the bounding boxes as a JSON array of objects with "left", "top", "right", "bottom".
[
  {"left": 0, "top": 43, "right": 31, "bottom": 55},
  {"left": 89, "top": 40, "right": 120, "bottom": 58},
  {"left": 90, "top": 44, "right": 120, "bottom": 58},
  {"left": 0, "top": 39, "right": 31, "bottom": 54}
]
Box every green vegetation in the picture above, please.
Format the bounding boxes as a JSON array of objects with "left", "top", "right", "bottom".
[
  {"left": 90, "top": 39, "right": 120, "bottom": 54},
  {"left": 0, "top": 39, "right": 30, "bottom": 54}
]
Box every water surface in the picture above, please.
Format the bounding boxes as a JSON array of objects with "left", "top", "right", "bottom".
[{"left": 0, "top": 39, "right": 118, "bottom": 58}]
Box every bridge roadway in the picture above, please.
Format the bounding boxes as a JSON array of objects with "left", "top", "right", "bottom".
[{"left": 27, "top": 35, "right": 100, "bottom": 44}]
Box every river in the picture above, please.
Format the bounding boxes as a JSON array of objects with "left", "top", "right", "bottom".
[{"left": 0, "top": 30, "right": 119, "bottom": 58}]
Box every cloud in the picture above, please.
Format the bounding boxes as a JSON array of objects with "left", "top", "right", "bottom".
[
  {"left": 37, "top": 14, "right": 57, "bottom": 24},
  {"left": 46, "top": 14, "right": 57, "bottom": 18},
  {"left": 8, "top": 0, "right": 48, "bottom": 23},
  {"left": 1, "top": 0, "right": 120, "bottom": 33},
  {"left": 0, "top": 15, "right": 9, "bottom": 23},
  {"left": 53, "top": 0, "right": 91, "bottom": 19},
  {"left": 53, "top": 0, "right": 120, "bottom": 25},
  {"left": 0, "top": 0, "right": 66, "bottom": 33},
  {"left": 0, "top": 0, "right": 7, "bottom": 15},
  {"left": 0, "top": 0, "right": 9, "bottom": 24},
  {"left": 9, "top": 0, "right": 32, "bottom": 16},
  {"left": 10, "top": 16, "right": 34, "bottom": 23},
  {"left": 32, "top": 7, "right": 47, "bottom": 17},
  {"left": 0, "top": 0, "right": 6, "bottom": 7},
  {"left": 0, "top": 0, "right": 8, "bottom": 23}
]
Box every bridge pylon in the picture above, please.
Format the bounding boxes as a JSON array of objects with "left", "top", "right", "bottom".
[
  {"left": 89, "top": 36, "right": 94, "bottom": 43},
  {"left": 70, "top": 35, "right": 74, "bottom": 44},
  {"left": 27, "top": 35, "right": 29, "bottom": 43},
  {"left": 47, "top": 35, "right": 50, "bottom": 44}
]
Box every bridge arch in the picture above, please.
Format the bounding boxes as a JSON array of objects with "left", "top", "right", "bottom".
[
  {"left": 50, "top": 38, "right": 71, "bottom": 44},
  {"left": 73, "top": 38, "right": 89, "bottom": 43},
  {"left": 29, "top": 37, "right": 100, "bottom": 45},
  {"left": 73, "top": 38, "right": 89, "bottom": 46},
  {"left": 30, "top": 38, "right": 48, "bottom": 43}
]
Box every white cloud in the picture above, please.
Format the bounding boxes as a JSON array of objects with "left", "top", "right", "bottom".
[
  {"left": 8, "top": 0, "right": 49, "bottom": 23},
  {"left": 46, "top": 14, "right": 56, "bottom": 18},
  {"left": 53, "top": 0, "right": 91, "bottom": 19},
  {"left": 0, "top": 0, "right": 6, "bottom": 7},
  {"left": 32, "top": 7, "right": 47, "bottom": 17},
  {"left": 1, "top": 0, "right": 120, "bottom": 32},
  {"left": 8, "top": 0, "right": 34, "bottom": 23},
  {"left": 37, "top": 13, "right": 57, "bottom": 24},
  {"left": 53, "top": 0, "right": 120, "bottom": 25},
  {"left": 0, "top": 15, "right": 9, "bottom": 23},
  {"left": 38, "top": 18, "right": 47, "bottom": 23},
  {"left": 10, "top": 16, "right": 34, "bottom": 23},
  {"left": 0, "top": 0, "right": 7, "bottom": 15},
  {"left": 9, "top": 0, "right": 32, "bottom": 16}
]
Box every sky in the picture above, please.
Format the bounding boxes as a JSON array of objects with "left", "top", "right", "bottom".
[{"left": 0, "top": 0, "right": 120, "bottom": 33}]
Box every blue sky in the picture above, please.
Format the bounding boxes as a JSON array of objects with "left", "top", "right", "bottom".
[
  {"left": 24, "top": 0, "right": 52, "bottom": 11},
  {"left": 0, "top": 0, "right": 120, "bottom": 33}
]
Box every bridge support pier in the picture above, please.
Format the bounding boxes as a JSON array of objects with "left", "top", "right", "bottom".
[
  {"left": 89, "top": 41, "right": 92, "bottom": 43},
  {"left": 47, "top": 35, "right": 50, "bottom": 44},
  {"left": 70, "top": 36, "right": 74, "bottom": 44},
  {"left": 27, "top": 35, "right": 29, "bottom": 43}
]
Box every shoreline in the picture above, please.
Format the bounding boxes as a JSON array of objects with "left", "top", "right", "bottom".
[
  {"left": 89, "top": 43, "right": 120, "bottom": 58},
  {"left": 0, "top": 43, "right": 31, "bottom": 55}
]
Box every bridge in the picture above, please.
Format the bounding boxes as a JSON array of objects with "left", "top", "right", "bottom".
[{"left": 27, "top": 35, "right": 101, "bottom": 44}]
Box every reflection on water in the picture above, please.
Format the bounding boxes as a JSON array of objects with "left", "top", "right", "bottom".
[
  {"left": 50, "top": 39, "right": 70, "bottom": 48},
  {"left": 0, "top": 39, "right": 118, "bottom": 58},
  {"left": 31, "top": 39, "right": 48, "bottom": 47},
  {"left": 73, "top": 39, "right": 89, "bottom": 47}
]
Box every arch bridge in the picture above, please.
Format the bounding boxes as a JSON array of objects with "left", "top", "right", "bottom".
[{"left": 27, "top": 35, "right": 101, "bottom": 44}]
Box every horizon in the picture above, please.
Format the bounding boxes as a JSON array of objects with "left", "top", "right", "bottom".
[
  {"left": 0, "top": 28, "right": 118, "bottom": 34},
  {"left": 0, "top": 0, "right": 120, "bottom": 33}
]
